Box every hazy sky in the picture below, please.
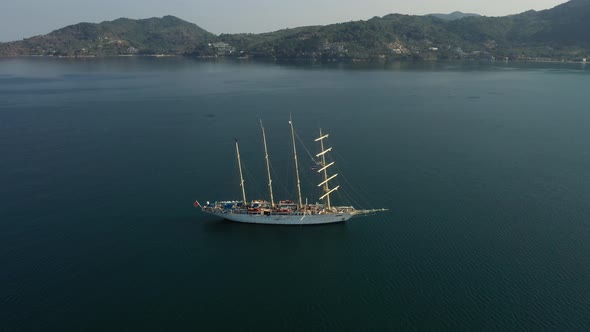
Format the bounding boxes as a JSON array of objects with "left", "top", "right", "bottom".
[{"left": 0, "top": 0, "right": 568, "bottom": 42}]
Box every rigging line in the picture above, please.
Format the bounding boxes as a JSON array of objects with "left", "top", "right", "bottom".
[
  {"left": 338, "top": 170, "right": 372, "bottom": 209},
  {"left": 241, "top": 161, "right": 263, "bottom": 200},
  {"left": 331, "top": 149, "right": 371, "bottom": 197},
  {"left": 233, "top": 157, "right": 240, "bottom": 201},
  {"left": 269, "top": 162, "right": 290, "bottom": 199},
  {"left": 337, "top": 186, "right": 365, "bottom": 209},
  {"left": 295, "top": 131, "right": 319, "bottom": 164},
  {"left": 332, "top": 191, "right": 349, "bottom": 208},
  {"left": 330, "top": 150, "right": 374, "bottom": 209},
  {"left": 328, "top": 179, "right": 349, "bottom": 205},
  {"left": 299, "top": 165, "right": 318, "bottom": 200},
  {"left": 285, "top": 141, "right": 296, "bottom": 199}
]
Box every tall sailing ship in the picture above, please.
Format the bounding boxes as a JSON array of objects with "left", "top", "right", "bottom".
[{"left": 195, "top": 116, "right": 387, "bottom": 225}]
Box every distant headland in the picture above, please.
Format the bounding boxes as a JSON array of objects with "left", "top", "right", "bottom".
[{"left": 1, "top": 0, "right": 589, "bottom": 62}]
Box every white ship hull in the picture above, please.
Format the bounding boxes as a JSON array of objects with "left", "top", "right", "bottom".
[{"left": 204, "top": 210, "right": 353, "bottom": 225}]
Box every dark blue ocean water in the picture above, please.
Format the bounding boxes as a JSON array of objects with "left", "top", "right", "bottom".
[{"left": 1, "top": 58, "right": 589, "bottom": 331}]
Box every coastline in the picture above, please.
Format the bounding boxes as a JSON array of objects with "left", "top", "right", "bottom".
[{"left": 0, "top": 54, "right": 587, "bottom": 65}]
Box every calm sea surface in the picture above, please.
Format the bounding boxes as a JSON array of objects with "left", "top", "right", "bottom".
[{"left": 1, "top": 58, "right": 589, "bottom": 331}]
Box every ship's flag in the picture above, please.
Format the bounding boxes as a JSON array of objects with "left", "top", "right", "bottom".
[{"left": 193, "top": 200, "right": 201, "bottom": 208}]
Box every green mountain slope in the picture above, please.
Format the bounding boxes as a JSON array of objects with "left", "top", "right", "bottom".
[
  {"left": 427, "top": 12, "right": 481, "bottom": 21},
  {"left": 444, "top": 0, "right": 590, "bottom": 58},
  {"left": 221, "top": 0, "right": 590, "bottom": 60},
  {"left": 1, "top": 0, "right": 589, "bottom": 60},
  {"left": 0, "top": 16, "right": 215, "bottom": 56}
]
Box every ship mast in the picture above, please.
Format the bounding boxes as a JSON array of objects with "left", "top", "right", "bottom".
[
  {"left": 315, "top": 129, "right": 339, "bottom": 210},
  {"left": 235, "top": 139, "right": 247, "bottom": 205},
  {"left": 260, "top": 119, "right": 274, "bottom": 207},
  {"left": 289, "top": 115, "right": 303, "bottom": 209}
]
